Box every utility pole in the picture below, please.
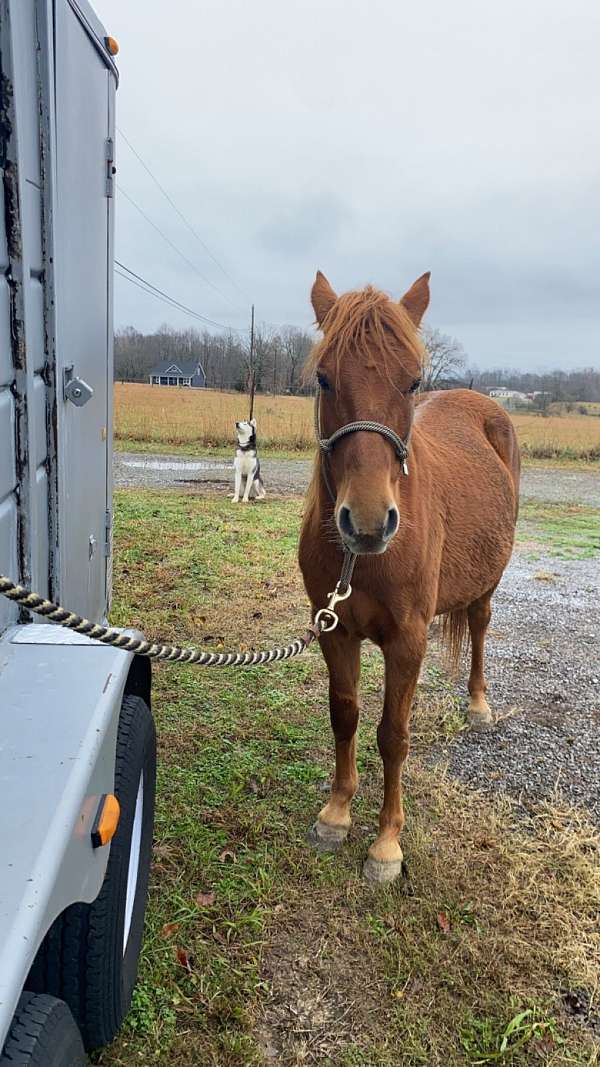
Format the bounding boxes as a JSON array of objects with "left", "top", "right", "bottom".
[{"left": 248, "top": 303, "right": 256, "bottom": 420}]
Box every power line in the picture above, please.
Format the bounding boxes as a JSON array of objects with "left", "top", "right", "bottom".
[
  {"left": 118, "top": 185, "right": 236, "bottom": 307},
  {"left": 115, "top": 260, "right": 246, "bottom": 333},
  {"left": 115, "top": 262, "right": 244, "bottom": 332},
  {"left": 117, "top": 126, "right": 247, "bottom": 301},
  {"left": 114, "top": 268, "right": 210, "bottom": 323}
]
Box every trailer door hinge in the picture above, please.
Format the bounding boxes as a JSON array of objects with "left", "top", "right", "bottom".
[
  {"left": 105, "top": 138, "right": 115, "bottom": 198},
  {"left": 104, "top": 509, "right": 112, "bottom": 557}
]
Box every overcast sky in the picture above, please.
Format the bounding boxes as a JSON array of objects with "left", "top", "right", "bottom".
[{"left": 96, "top": 0, "right": 599, "bottom": 370}]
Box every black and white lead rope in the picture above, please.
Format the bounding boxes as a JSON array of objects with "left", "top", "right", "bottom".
[{"left": 0, "top": 551, "right": 357, "bottom": 669}]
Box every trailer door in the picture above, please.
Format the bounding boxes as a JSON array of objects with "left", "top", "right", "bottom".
[{"left": 54, "top": 0, "right": 115, "bottom": 621}]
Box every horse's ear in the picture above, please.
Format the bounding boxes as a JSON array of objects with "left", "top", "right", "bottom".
[
  {"left": 400, "top": 271, "right": 431, "bottom": 327},
  {"left": 311, "top": 271, "right": 338, "bottom": 327}
]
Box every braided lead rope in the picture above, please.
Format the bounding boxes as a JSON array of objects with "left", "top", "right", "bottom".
[
  {"left": 0, "top": 554, "right": 358, "bottom": 665},
  {"left": 0, "top": 574, "right": 325, "bottom": 666},
  {"left": 338, "top": 548, "right": 357, "bottom": 594}
]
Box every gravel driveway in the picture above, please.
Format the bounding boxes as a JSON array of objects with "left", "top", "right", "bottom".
[
  {"left": 426, "top": 550, "right": 600, "bottom": 823},
  {"left": 113, "top": 452, "right": 312, "bottom": 494},
  {"left": 115, "top": 451, "right": 600, "bottom": 822},
  {"left": 115, "top": 452, "right": 600, "bottom": 505}
]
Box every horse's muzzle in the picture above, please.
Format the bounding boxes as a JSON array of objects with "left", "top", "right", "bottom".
[{"left": 337, "top": 504, "right": 399, "bottom": 555}]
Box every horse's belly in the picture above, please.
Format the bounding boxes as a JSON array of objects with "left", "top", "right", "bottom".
[{"left": 435, "top": 521, "right": 515, "bottom": 614}]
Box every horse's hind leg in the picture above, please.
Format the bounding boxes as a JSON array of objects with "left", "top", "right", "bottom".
[
  {"left": 309, "top": 629, "right": 361, "bottom": 851},
  {"left": 467, "top": 589, "right": 495, "bottom": 728}
]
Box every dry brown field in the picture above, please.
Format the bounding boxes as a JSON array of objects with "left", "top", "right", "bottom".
[{"left": 114, "top": 383, "right": 600, "bottom": 461}]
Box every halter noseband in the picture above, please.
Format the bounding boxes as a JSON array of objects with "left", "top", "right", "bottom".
[{"left": 314, "top": 385, "right": 411, "bottom": 503}]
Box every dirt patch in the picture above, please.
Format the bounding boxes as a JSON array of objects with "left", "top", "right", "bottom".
[{"left": 260, "top": 906, "right": 386, "bottom": 1064}]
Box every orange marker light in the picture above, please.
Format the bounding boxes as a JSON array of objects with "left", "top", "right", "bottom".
[
  {"left": 91, "top": 794, "right": 121, "bottom": 848},
  {"left": 105, "top": 36, "right": 119, "bottom": 56}
]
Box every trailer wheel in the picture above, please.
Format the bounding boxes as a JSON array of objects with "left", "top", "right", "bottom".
[
  {"left": 0, "top": 992, "right": 86, "bottom": 1066},
  {"left": 27, "top": 694, "right": 156, "bottom": 1051}
]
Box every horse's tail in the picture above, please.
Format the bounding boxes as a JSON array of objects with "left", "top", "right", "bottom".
[{"left": 440, "top": 607, "right": 470, "bottom": 673}]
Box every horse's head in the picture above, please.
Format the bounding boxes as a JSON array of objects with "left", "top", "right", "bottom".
[{"left": 309, "top": 271, "right": 429, "bottom": 554}]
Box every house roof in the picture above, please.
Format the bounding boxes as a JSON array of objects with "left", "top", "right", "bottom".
[{"left": 150, "top": 359, "right": 205, "bottom": 378}]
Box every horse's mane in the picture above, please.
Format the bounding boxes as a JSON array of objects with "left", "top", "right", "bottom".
[{"left": 305, "top": 286, "right": 426, "bottom": 385}]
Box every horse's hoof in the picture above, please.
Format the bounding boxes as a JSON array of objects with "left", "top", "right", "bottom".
[
  {"left": 307, "top": 820, "right": 349, "bottom": 852},
  {"left": 363, "top": 856, "right": 405, "bottom": 884},
  {"left": 467, "top": 709, "right": 494, "bottom": 730}
]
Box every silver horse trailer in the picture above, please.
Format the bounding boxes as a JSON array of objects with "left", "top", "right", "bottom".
[{"left": 0, "top": 2, "right": 155, "bottom": 1062}]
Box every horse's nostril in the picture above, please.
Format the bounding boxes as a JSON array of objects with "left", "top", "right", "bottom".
[
  {"left": 384, "top": 506, "right": 399, "bottom": 540},
  {"left": 338, "top": 506, "right": 355, "bottom": 539}
]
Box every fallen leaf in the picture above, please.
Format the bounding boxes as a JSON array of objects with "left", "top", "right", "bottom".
[
  {"left": 175, "top": 947, "right": 193, "bottom": 974},
  {"left": 530, "top": 1034, "right": 556, "bottom": 1058},
  {"left": 436, "top": 911, "right": 451, "bottom": 934},
  {"left": 195, "top": 891, "right": 216, "bottom": 907},
  {"left": 219, "top": 847, "right": 237, "bottom": 864},
  {"left": 532, "top": 571, "right": 555, "bottom": 583},
  {"left": 160, "top": 922, "right": 180, "bottom": 939}
]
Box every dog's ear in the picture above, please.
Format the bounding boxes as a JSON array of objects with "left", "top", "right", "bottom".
[{"left": 250, "top": 418, "right": 257, "bottom": 429}]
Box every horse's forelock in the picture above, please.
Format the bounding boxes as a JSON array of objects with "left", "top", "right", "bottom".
[{"left": 305, "top": 286, "right": 426, "bottom": 384}]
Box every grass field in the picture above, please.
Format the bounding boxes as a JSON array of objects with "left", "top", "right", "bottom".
[
  {"left": 96, "top": 490, "right": 600, "bottom": 1066},
  {"left": 114, "top": 384, "right": 600, "bottom": 463},
  {"left": 517, "top": 502, "right": 600, "bottom": 560},
  {"left": 114, "top": 384, "right": 314, "bottom": 453}
]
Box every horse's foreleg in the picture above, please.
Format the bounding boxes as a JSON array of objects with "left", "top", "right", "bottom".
[
  {"left": 309, "top": 628, "right": 361, "bottom": 851},
  {"left": 364, "top": 627, "right": 426, "bottom": 884},
  {"left": 467, "top": 590, "right": 494, "bottom": 727}
]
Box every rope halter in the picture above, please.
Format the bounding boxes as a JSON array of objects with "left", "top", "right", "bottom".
[{"left": 314, "top": 384, "right": 411, "bottom": 504}]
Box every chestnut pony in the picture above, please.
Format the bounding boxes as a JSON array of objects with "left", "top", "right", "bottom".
[{"left": 299, "top": 271, "right": 520, "bottom": 883}]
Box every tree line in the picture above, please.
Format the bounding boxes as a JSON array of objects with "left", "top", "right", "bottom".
[
  {"left": 114, "top": 324, "right": 313, "bottom": 395},
  {"left": 114, "top": 323, "right": 600, "bottom": 403}
]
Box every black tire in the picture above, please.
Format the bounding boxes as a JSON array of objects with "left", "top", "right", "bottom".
[
  {"left": 27, "top": 694, "right": 156, "bottom": 1051},
  {"left": 0, "top": 992, "right": 86, "bottom": 1066}
]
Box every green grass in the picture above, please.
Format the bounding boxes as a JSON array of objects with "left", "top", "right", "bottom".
[
  {"left": 460, "top": 1005, "right": 559, "bottom": 1064},
  {"left": 517, "top": 501, "right": 600, "bottom": 559},
  {"left": 95, "top": 491, "right": 600, "bottom": 1065}
]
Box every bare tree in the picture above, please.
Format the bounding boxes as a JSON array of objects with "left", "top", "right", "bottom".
[
  {"left": 421, "top": 327, "right": 466, "bottom": 390},
  {"left": 280, "top": 326, "right": 313, "bottom": 393}
]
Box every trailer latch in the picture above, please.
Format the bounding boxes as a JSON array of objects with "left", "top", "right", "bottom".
[{"left": 63, "top": 365, "right": 94, "bottom": 407}]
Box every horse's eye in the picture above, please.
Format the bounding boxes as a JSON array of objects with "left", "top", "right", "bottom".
[
  {"left": 408, "top": 378, "right": 421, "bottom": 394},
  {"left": 317, "top": 372, "right": 331, "bottom": 391}
]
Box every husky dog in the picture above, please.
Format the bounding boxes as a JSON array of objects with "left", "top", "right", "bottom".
[{"left": 233, "top": 418, "right": 266, "bottom": 503}]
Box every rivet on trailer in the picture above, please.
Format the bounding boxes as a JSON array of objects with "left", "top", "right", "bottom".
[{"left": 0, "top": 3, "right": 156, "bottom": 1062}]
